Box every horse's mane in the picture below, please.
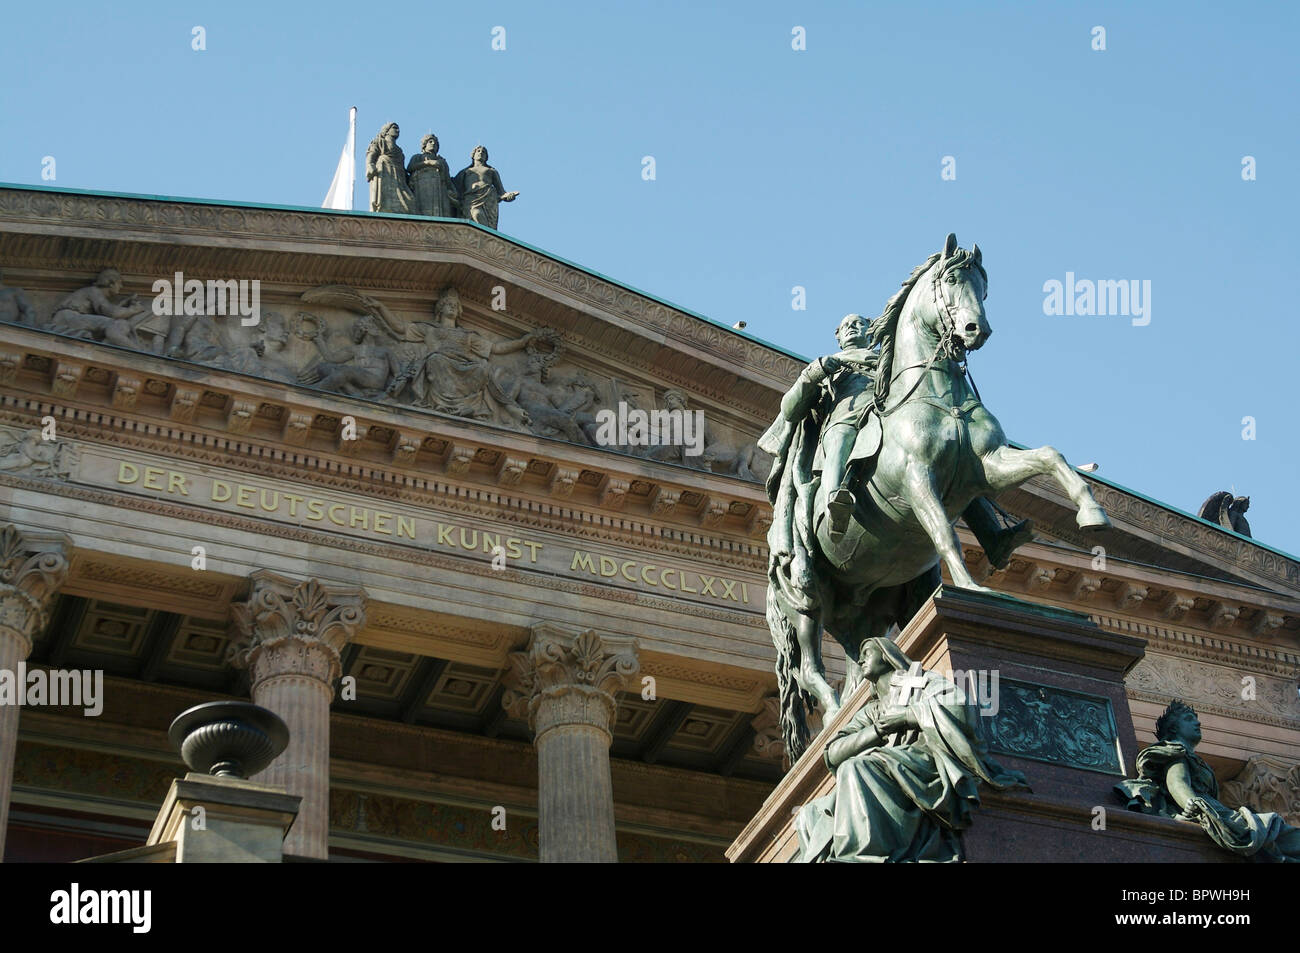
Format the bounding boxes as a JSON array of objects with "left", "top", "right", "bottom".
[
  {"left": 867, "top": 252, "right": 940, "bottom": 400},
  {"left": 867, "top": 247, "right": 987, "bottom": 400}
]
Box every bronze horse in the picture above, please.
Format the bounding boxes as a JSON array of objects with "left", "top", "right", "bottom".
[{"left": 761, "top": 234, "right": 1111, "bottom": 759}]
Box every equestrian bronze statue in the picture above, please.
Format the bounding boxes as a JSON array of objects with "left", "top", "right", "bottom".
[{"left": 760, "top": 233, "right": 1111, "bottom": 760}]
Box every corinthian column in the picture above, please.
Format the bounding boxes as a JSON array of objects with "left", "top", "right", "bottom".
[
  {"left": 0, "top": 525, "right": 70, "bottom": 859},
  {"left": 229, "top": 570, "right": 366, "bottom": 860},
  {"left": 503, "top": 623, "right": 638, "bottom": 863}
]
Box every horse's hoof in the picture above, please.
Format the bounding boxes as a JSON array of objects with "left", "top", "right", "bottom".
[{"left": 1076, "top": 503, "right": 1111, "bottom": 531}]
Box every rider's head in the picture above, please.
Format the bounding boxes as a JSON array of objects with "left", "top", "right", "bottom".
[{"left": 835, "top": 313, "right": 869, "bottom": 349}]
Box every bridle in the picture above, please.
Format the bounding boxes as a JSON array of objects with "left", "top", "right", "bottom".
[{"left": 871, "top": 260, "right": 983, "bottom": 418}]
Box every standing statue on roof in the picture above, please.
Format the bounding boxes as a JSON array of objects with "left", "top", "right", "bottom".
[
  {"left": 366, "top": 122, "right": 416, "bottom": 214},
  {"left": 407, "top": 133, "right": 458, "bottom": 218},
  {"left": 453, "top": 146, "right": 518, "bottom": 229}
]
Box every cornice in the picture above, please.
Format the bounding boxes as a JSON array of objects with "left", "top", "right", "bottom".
[
  {"left": 0, "top": 332, "right": 774, "bottom": 549},
  {"left": 958, "top": 542, "right": 1300, "bottom": 663},
  {"left": 0, "top": 185, "right": 802, "bottom": 400},
  {"left": 1008, "top": 477, "right": 1300, "bottom": 596}
]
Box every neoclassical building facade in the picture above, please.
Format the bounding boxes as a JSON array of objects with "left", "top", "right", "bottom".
[{"left": 0, "top": 184, "right": 1296, "bottom": 862}]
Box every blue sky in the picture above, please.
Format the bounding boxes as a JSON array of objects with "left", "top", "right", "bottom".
[{"left": 2, "top": 1, "right": 1297, "bottom": 554}]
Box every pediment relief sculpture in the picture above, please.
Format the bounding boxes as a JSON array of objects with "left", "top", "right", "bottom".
[
  {"left": 0, "top": 270, "right": 773, "bottom": 482},
  {"left": 0, "top": 425, "right": 79, "bottom": 479}
]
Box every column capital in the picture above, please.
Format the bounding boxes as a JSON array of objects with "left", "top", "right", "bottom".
[
  {"left": 0, "top": 524, "right": 71, "bottom": 657},
  {"left": 503, "top": 623, "right": 639, "bottom": 740},
  {"left": 228, "top": 570, "right": 367, "bottom": 691}
]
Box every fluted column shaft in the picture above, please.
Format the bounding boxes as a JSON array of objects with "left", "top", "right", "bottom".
[
  {"left": 0, "top": 526, "right": 69, "bottom": 860},
  {"left": 229, "top": 571, "right": 366, "bottom": 860},
  {"left": 0, "top": 625, "right": 29, "bottom": 860},
  {"left": 504, "top": 625, "right": 638, "bottom": 863}
]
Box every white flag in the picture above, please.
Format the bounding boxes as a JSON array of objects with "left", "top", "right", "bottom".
[{"left": 322, "top": 106, "right": 357, "bottom": 210}]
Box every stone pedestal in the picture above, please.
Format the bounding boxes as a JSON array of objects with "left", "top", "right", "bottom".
[
  {"left": 504, "top": 623, "right": 638, "bottom": 863},
  {"left": 83, "top": 773, "right": 302, "bottom": 863},
  {"left": 899, "top": 585, "right": 1144, "bottom": 808},
  {"left": 729, "top": 586, "right": 1231, "bottom": 863},
  {"left": 0, "top": 525, "right": 69, "bottom": 860},
  {"left": 229, "top": 571, "right": 366, "bottom": 860}
]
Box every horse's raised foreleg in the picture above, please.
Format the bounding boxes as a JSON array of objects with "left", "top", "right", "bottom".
[
  {"left": 980, "top": 445, "right": 1111, "bottom": 530},
  {"left": 902, "top": 463, "right": 991, "bottom": 591}
]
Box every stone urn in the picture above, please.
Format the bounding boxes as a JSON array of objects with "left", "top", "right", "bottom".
[{"left": 168, "top": 701, "right": 289, "bottom": 779}]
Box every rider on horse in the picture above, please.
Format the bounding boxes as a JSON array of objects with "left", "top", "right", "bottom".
[{"left": 771, "top": 312, "right": 1033, "bottom": 571}]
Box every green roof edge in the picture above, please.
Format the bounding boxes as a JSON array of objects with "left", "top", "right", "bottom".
[{"left": 0, "top": 180, "right": 800, "bottom": 360}]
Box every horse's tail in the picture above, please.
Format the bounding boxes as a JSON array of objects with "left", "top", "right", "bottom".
[{"left": 767, "top": 591, "right": 812, "bottom": 764}]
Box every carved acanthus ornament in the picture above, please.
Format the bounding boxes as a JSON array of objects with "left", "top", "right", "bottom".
[
  {"left": 226, "top": 398, "right": 257, "bottom": 434},
  {"left": 446, "top": 445, "right": 475, "bottom": 475},
  {"left": 0, "top": 524, "right": 70, "bottom": 654},
  {"left": 393, "top": 432, "right": 422, "bottom": 467},
  {"left": 50, "top": 360, "right": 84, "bottom": 398},
  {"left": 651, "top": 489, "right": 680, "bottom": 516},
  {"left": 169, "top": 387, "right": 200, "bottom": 422},
  {"left": 1208, "top": 601, "right": 1240, "bottom": 630},
  {"left": 111, "top": 373, "right": 141, "bottom": 409},
  {"left": 502, "top": 624, "right": 639, "bottom": 739},
  {"left": 549, "top": 467, "right": 578, "bottom": 497},
  {"left": 1251, "top": 611, "right": 1284, "bottom": 639},
  {"left": 0, "top": 351, "right": 20, "bottom": 384},
  {"left": 1071, "top": 573, "right": 1101, "bottom": 601},
  {"left": 1160, "top": 592, "right": 1195, "bottom": 620},
  {"left": 1220, "top": 755, "right": 1300, "bottom": 826},
  {"left": 228, "top": 571, "right": 368, "bottom": 690},
  {"left": 701, "top": 499, "right": 727, "bottom": 528},
  {"left": 599, "top": 479, "right": 629, "bottom": 510},
  {"left": 497, "top": 456, "right": 527, "bottom": 486},
  {"left": 1025, "top": 564, "right": 1055, "bottom": 591},
  {"left": 1114, "top": 583, "right": 1148, "bottom": 610}
]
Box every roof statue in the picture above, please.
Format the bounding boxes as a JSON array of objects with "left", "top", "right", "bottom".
[
  {"left": 1198, "top": 491, "right": 1252, "bottom": 538},
  {"left": 365, "top": 122, "right": 416, "bottom": 214},
  {"left": 365, "top": 123, "right": 518, "bottom": 229}
]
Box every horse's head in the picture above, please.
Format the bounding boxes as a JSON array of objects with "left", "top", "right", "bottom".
[{"left": 929, "top": 233, "right": 989, "bottom": 356}]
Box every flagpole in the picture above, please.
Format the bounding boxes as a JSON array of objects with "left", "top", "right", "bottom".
[
  {"left": 322, "top": 107, "right": 358, "bottom": 211},
  {"left": 348, "top": 106, "right": 357, "bottom": 210}
]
